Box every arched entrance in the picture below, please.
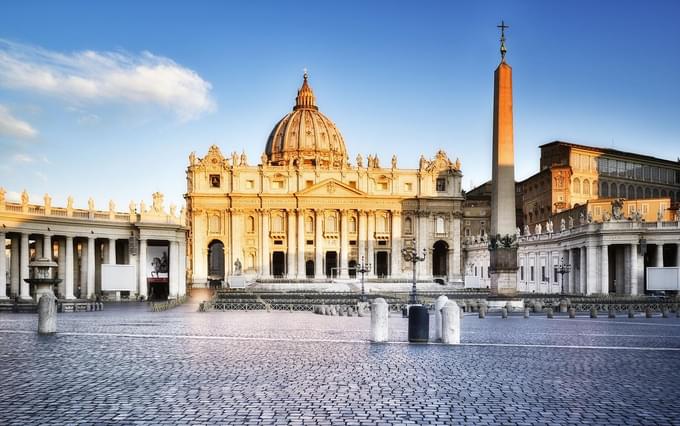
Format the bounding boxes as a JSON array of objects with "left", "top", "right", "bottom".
[
  {"left": 432, "top": 240, "right": 448, "bottom": 278},
  {"left": 375, "top": 252, "right": 389, "bottom": 278},
  {"left": 325, "top": 251, "right": 338, "bottom": 278},
  {"left": 208, "top": 240, "right": 225, "bottom": 288},
  {"left": 272, "top": 251, "right": 285, "bottom": 277}
]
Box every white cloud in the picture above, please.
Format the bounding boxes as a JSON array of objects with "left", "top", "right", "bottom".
[
  {"left": 12, "top": 153, "right": 34, "bottom": 163},
  {"left": 0, "top": 104, "right": 38, "bottom": 139},
  {"left": 0, "top": 39, "right": 215, "bottom": 121}
]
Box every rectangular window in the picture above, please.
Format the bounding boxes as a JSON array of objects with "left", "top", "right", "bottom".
[
  {"left": 520, "top": 266, "right": 524, "bottom": 280},
  {"left": 635, "top": 164, "right": 643, "bottom": 179},
  {"left": 306, "top": 240, "right": 313, "bottom": 245},
  {"left": 652, "top": 167, "right": 660, "bottom": 182},
  {"left": 530, "top": 266, "right": 535, "bottom": 282},
  {"left": 644, "top": 166, "right": 650, "bottom": 181},
  {"left": 377, "top": 182, "right": 388, "bottom": 191},
  {"left": 271, "top": 180, "right": 283, "bottom": 189},
  {"left": 273, "top": 240, "right": 283, "bottom": 245},
  {"left": 642, "top": 204, "right": 649, "bottom": 214},
  {"left": 245, "top": 179, "right": 255, "bottom": 189},
  {"left": 349, "top": 240, "right": 356, "bottom": 246},
  {"left": 349, "top": 181, "right": 357, "bottom": 188},
  {"left": 378, "top": 240, "right": 387, "bottom": 246},
  {"left": 305, "top": 180, "right": 314, "bottom": 188},
  {"left": 209, "top": 174, "right": 221, "bottom": 188},
  {"left": 660, "top": 168, "right": 667, "bottom": 184},
  {"left": 626, "top": 162, "right": 635, "bottom": 178},
  {"left": 542, "top": 266, "right": 547, "bottom": 282},
  {"left": 404, "top": 182, "right": 413, "bottom": 192},
  {"left": 436, "top": 178, "right": 446, "bottom": 192}
]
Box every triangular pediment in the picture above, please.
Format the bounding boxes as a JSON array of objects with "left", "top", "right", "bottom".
[{"left": 296, "top": 179, "right": 366, "bottom": 197}]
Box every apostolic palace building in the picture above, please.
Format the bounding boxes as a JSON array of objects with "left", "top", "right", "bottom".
[{"left": 185, "top": 74, "right": 464, "bottom": 289}]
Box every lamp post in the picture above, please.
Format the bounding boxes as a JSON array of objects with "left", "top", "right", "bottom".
[
  {"left": 402, "top": 238, "right": 427, "bottom": 305},
  {"left": 554, "top": 257, "right": 572, "bottom": 295},
  {"left": 357, "top": 256, "right": 371, "bottom": 302}
]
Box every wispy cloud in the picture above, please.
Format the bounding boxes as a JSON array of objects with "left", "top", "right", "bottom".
[
  {"left": 0, "top": 39, "right": 215, "bottom": 121},
  {"left": 0, "top": 104, "right": 38, "bottom": 139},
  {"left": 12, "top": 153, "right": 34, "bottom": 163}
]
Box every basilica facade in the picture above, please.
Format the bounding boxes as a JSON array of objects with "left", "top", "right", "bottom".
[{"left": 185, "top": 74, "right": 464, "bottom": 289}]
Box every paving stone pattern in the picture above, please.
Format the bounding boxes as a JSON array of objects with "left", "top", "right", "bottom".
[{"left": 1, "top": 304, "right": 680, "bottom": 425}]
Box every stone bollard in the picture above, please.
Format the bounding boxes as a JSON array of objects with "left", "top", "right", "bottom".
[
  {"left": 357, "top": 302, "right": 368, "bottom": 317},
  {"left": 370, "top": 298, "right": 389, "bottom": 343},
  {"left": 568, "top": 307, "right": 576, "bottom": 318},
  {"left": 590, "top": 307, "right": 598, "bottom": 319},
  {"left": 645, "top": 307, "right": 653, "bottom": 318},
  {"left": 628, "top": 307, "right": 635, "bottom": 319},
  {"left": 478, "top": 306, "right": 486, "bottom": 319},
  {"left": 559, "top": 299, "right": 568, "bottom": 313},
  {"left": 501, "top": 307, "right": 508, "bottom": 319},
  {"left": 662, "top": 309, "right": 669, "bottom": 318},
  {"left": 434, "top": 295, "right": 449, "bottom": 341},
  {"left": 38, "top": 293, "right": 57, "bottom": 335},
  {"left": 546, "top": 307, "right": 554, "bottom": 319},
  {"left": 608, "top": 308, "right": 616, "bottom": 319},
  {"left": 533, "top": 301, "right": 543, "bottom": 313},
  {"left": 524, "top": 307, "right": 530, "bottom": 319},
  {"left": 441, "top": 302, "right": 461, "bottom": 345}
]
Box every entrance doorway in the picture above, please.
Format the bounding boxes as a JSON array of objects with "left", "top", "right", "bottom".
[
  {"left": 272, "top": 252, "right": 285, "bottom": 277},
  {"left": 306, "top": 260, "right": 315, "bottom": 278},
  {"left": 375, "top": 252, "right": 389, "bottom": 277},
  {"left": 348, "top": 260, "right": 357, "bottom": 278},
  {"left": 325, "top": 251, "right": 338, "bottom": 278},
  {"left": 432, "top": 240, "right": 448, "bottom": 277},
  {"left": 207, "top": 240, "right": 225, "bottom": 287}
]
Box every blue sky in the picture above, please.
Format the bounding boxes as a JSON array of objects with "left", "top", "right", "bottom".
[{"left": 1, "top": 0, "right": 678, "bottom": 210}]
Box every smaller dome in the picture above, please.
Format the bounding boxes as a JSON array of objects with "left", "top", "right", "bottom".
[{"left": 265, "top": 73, "right": 348, "bottom": 168}]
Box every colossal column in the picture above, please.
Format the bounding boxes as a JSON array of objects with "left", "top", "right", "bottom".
[
  {"left": 296, "top": 209, "right": 305, "bottom": 279},
  {"left": 108, "top": 238, "right": 116, "bottom": 264},
  {"left": 357, "top": 211, "right": 366, "bottom": 264},
  {"left": 630, "top": 243, "right": 639, "bottom": 296},
  {"left": 43, "top": 234, "right": 52, "bottom": 259},
  {"left": 488, "top": 21, "right": 518, "bottom": 295},
  {"left": 138, "top": 239, "right": 148, "bottom": 298},
  {"left": 390, "top": 211, "right": 401, "bottom": 278},
  {"left": 314, "top": 209, "right": 324, "bottom": 279},
  {"left": 340, "top": 210, "right": 349, "bottom": 279},
  {"left": 86, "top": 236, "right": 95, "bottom": 299},
  {"left": 10, "top": 236, "right": 20, "bottom": 297},
  {"left": 655, "top": 243, "right": 664, "bottom": 267},
  {"left": 579, "top": 246, "right": 586, "bottom": 294},
  {"left": 287, "top": 210, "right": 296, "bottom": 278},
  {"left": 260, "top": 211, "right": 270, "bottom": 278},
  {"left": 367, "top": 211, "right": 375, "bottom": 277}
]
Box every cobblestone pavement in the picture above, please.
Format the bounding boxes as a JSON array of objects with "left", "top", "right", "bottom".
[{"left": 1, "top": 303, "right": 680, "bottom": 425}]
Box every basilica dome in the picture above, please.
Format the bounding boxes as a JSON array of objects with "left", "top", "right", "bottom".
[{"left": 265, "top": 73, "right": 348, "bottom": 167}]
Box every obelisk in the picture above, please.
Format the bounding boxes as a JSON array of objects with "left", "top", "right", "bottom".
[{"left": 489, "top": 21, "right": 518, "bottom": 295}]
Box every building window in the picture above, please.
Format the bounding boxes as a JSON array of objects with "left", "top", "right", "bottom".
[
  {"left": 435, "top": 216, "right": 445, "bottom": 234},
  {"left": 306, "top": 180, "right": 314, "bottom": 188},
  {"left": 436, "top": 178, "right": 446, "bottom": 192},
  {"left": 541, "top": 266, "right": 546, "bottom": 282},
  {"left": 349, "top": 217, "right": 357, "bottom": 233},
  {"left": 572, "top": 178, "right": 581, "bottom": 194},
  {"left": 404, "top": 217, "right": 413, "bottom": 234},
  {"left": 349, "top": 181, "right": 357, "bottom": 188},
  {"left": 210, "top": 174, "right": 221, "bottom": 188},
  {"left": 272, "top": 215, "right": 284, "bottom": 232},
  {"left": 475, "top": 266, "right": 478, "bottom": 276},
  {"left": 245, "top": 179, "right": 255, "bottom": 190},
  {"left": 404, "top": 182, "right": 413, "bottom": 192},
  {"left": 554, "top": 268, "right": 558, "bottom": 283},
  {"left": 583, "top": 179, "right": 590, "bottom": 195},
  {"left": 530, "top": 266, "right": 535, "bottom": 282},
  {"left": 592, "top": 180, "right": 598, "bottom": 196},
  {"left": 326, "top": 216, "right": 337, "bottom": 232},
  {"left": 271, "top": 180, "right": 284, "bottom": 189},
  {"left": 247, "top": 216, "right": 255, "bottom": 233},
  {"left": 305, "top": 216, "right": 313, "bottom": 233},
  {"left": 377, "top": 181, "right": 388, "bottom": 191},
  {"left": 601, "top": 182, "right": 609, "bottom": 197},
  {"left": 520, "top": 266, "right": 524, "bottom": 281}
]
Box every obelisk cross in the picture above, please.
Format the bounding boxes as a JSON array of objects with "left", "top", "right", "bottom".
[{"left": 498, "top": 20, "right": 509, "bottom": 61}]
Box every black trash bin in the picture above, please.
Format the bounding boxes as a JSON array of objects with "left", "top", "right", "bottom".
[{"left": 408, "top": 305, "right": 429, "bottom": 343}]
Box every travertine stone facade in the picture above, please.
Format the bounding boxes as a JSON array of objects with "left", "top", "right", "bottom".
[{"left": 186, "top": 75, "right": 464, "bottom": 288}]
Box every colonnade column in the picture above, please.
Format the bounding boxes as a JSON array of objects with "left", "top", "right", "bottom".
[
  {"left": 261, "top": 211, "right": 270, "bottom": 278},
  {"left": 0, "top": 232, "right": 7, "bottom": 299},
  {"left": 366, "top": 211, "right": 375, "bottom": 277},
  {"left": 390, "top": 211, "right": 401, "bottom": 278},
  {"left": 314, "top": 209, "right": 324, "bottom": 279},
  {"left": 417, "top": 212, "right": 428, "bottom": 278},
  {"left": 138, "top": 239, "right": 147, "bottom": 298},
  {"left": 579, "top": 246, "right": 586, "bottom": 295},
  {"left": 567, "top": 249, "right": 575, "bottom": 293},
  {"left": 169, "top": 241, "right": 179, "bottom": 298},
  {"left": 630, "top": 243, "right": 638, "bottom": 296},
  {"left": 655, "top": 243, "right": 664, "bottom": 267},
  {"left": 43, "top": 234, "right": 52, "bottom": 259},
  {"left": 86, "top": 236, "right": 95, "bottom": 299},
  {"left": 62, "top": 236, "right": 75, "bottom": 299},
  {"left": 57, "top": 238, "right": 66, "bottom": 297},
  {"left": 20, "top": 233, "right": 30, "bottom": 300},
  {"left": 340, "top": 210, "right": 349, "bottom": 279},
  {"left": 600, "top": 244, "right": 609, "bottom": 295},
  {"left": 108, "top": 238, "right": 116, "bottom": 264},
  {"left": 287, "top": 210, "right": 296, "bottom": 278},
  {"left": 10, "top": 236, "right": 19, "bottom": 297},
  {"left": 296, "top": 210, "right": 305, "bottom": 279},
  {"left": 586, "top": 244, "right": 597, "bottom": 295}
]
